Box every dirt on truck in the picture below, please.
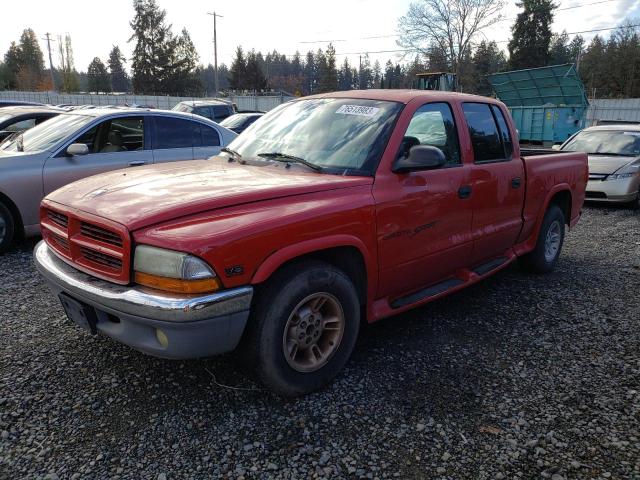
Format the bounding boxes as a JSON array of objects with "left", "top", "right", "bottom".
[{"left": 34, "top": 90, "right": 588, "bottom": 396}]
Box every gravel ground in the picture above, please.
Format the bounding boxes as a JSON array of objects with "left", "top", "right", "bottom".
[{"left": 1, "top": 205, "right": 639, "bottom": 480}]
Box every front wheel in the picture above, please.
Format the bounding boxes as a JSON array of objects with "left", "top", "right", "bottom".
[
  {"left": 520, "top": 204, "right": 565, "bottom": 273},
  {"left": 0, "top": 203, "right": 15, "bottom": 254},
  {"left": 244, "top": 260, "right": 360, "bottom": 397}
]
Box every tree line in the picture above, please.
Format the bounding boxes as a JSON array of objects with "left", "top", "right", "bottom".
[{"left": 0, "top": 0, "right": 638, "bottom": 98}]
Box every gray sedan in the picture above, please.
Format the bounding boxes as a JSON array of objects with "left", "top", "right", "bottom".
[{"left": 0, "top": 108, "right": 237, "bottom": 251}]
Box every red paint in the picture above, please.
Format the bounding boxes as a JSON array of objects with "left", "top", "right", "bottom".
[{"left": 41, "top": 90, "right": 588, "bottom": 322}]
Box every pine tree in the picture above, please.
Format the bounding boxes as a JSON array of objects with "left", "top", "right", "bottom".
[
  {"left": 229, "top": 46, "right": 247, "bottom": 90},
  {"left": 338, "top": 58, "right": 354, "bottom": 91},
  {"left": 10, "top": 29, "right": 46, "bottom": 90},
  {"left": 108, "top": 45, "right": 129, "bottom": 92},
  {"left": 129, "top": 0, "right": 175, "bottom": 94},
  {"left": 508, "top": 0, "right": 556, "bottom": 69},
  {"left": 470, "top": 40, "right": 507, "bottom": 95},
  {"left": 87, "top": 57, "right": 111, "bottom": 94},
  {"left": 304, "top": 51, "right": 316, "bottom": 94},
  {"left": 3, "top": 42, "right": 21, "bottom": 90},
  {"left": 245, "top": 50, "right": 267, "bottom": 91},
  {"left": 169, "top": 28, "right": 202, "bottom": 95}
]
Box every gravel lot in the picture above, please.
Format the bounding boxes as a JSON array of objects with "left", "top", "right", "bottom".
[{"left": 1, "top": 205, "right": 639, "bottom": 480}]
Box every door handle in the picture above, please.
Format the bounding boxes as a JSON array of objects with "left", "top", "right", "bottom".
[
  {"left": 511, "top": 176, "right": 522, "bottom": 188},
  {"left": 458, "top": 185, "right": 472, "bottom": 199},
  {"left": 128, "top": 160, "right": 147, "bottom": 167}
]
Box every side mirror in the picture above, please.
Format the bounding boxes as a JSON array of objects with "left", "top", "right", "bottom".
[
  {"left": 66, "top": 143, "right": 89, "bottom": 156},
  {"left": 393, "top": 145, "right": 446, "bottom": 174}
]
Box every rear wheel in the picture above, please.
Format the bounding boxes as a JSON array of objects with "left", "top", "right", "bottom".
[
  {"left": 520, "top": 204, "right": 565, "bottom": 273},
  {"left": 0, "top": 202, "right": 15, "bottom": 254},
  {"left": 626, "top": 188, "right": 640, "bottom": 210},
  {"left": 243, "top": 260, "right": 360, "bottom": 397}
]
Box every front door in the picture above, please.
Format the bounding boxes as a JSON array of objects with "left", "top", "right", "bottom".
[
  {"left": 461, "top": 102, "right": 525, "bottom": 263},
  {"left": 43, "top": 116, "right": 152, "bottom": 195},
  {"left": 374, "top": 102, "right": 474, "bottom": 299}
]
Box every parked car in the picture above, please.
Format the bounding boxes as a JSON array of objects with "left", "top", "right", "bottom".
[
  {"left": 34, "top": 90, "right": 587, "bottom": 396},
  {"left": 559, "top": 125, "right": 640, "bottom": 207},
  {"left": 0, "top": 108, "right": 236, "bottom": 251},
  {"left": 219, "top": 112, "right": 264, "bottom": 134},
  {"left": 0, "top": 106, "right": 64, "bottom": 142},
  {"left": 0, "top": 100, "right": 45, "bottom": 108},
  {"left": 172, "top": 100, "right": 235, "bottom": 123}
]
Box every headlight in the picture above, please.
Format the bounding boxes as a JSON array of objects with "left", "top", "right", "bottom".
[
  {"left": 133, "top": 245, "right": 220, "bottom": 294},
  {"left": 607, "top": 165, "right": 639, "bottom": 181}
]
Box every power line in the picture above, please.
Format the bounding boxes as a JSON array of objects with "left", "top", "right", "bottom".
[{"left": 297, "top": 0, "right": 621, "bottom": 44}]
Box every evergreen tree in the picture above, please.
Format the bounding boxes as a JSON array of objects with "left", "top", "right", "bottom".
[
  {"left": 87, "top": 57, "right": 111, "bottom": 93},
  {"left": 108, "top": 45, "right": 130, "bottom": 92},
  {"left": 508, "top": 0, "right": 556, "bottom": 69},
  {"left": 304, "top": 51, "right": 316, "bottom": 94},
  {"left": 358, "top": 54, "right": 373, "bottom": 89},
  {"left": 372, "top": 60, "right": 382, "bottom": 88},
  {"left": 6, "top": 29, "right": 46, "bottom": 90},
  {"left": 338, "top": 58, "right": 354, "bottom": 91},
  {"left": 229, "top": 46, "right": 247, "bottom": 90},
  {"left": 245, "top": 50, "right": 267, "bottom": 91},
  {"left": 3, "top": 42, "right": 21, "bottom": 90},
  {"left": 470, "top": 40, "right": 507, "bottom": 95},
  {"left": 129, "top": 0, "right": 175, "bottom": 94},
  {"left": 169, "top": 28, "right": 202, "bottom": 95},
  {"left": 319, "top": 44, "right": 338, "bottom": 92},
  {"left": 549, "top": 31, "right": 572, "bottom": 64}
]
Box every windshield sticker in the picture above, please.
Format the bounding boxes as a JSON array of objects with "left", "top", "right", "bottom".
[{"left": 336, "top": 105, "right": 380, "bottom": 117}]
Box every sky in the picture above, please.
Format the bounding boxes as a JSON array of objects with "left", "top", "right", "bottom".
[{"left": 1, "top": 0, "right": 639, "bottom": 74}]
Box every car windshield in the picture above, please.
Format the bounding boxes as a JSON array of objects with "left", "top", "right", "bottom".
[
  {"left": 0, "top": 113, "right": 93, "bottom": 153},
  {"left": 227, "top": 98, "right": 403, "bottom": 174},
  {"left": 562, "top": 130, "right": 640, "bottom": 156},
  {"left": 172, "top": 103, "right": 192, "bottom": 113},
  {"left": 0, "top": 115, "right": 11, "bottom": 125},
  {"left": 220, "top": 115, "right": 252, "bottom": 129}
]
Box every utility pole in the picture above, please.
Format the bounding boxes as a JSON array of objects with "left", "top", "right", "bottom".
[
  {"left": 359, "top": 55, "right": 362, "bottom": 89},
  {"left": 207, "top": 11, "right": 223, "bottom": 97},
  {"left": 43, "top": 33, "right": 56, "bottom": 91}
]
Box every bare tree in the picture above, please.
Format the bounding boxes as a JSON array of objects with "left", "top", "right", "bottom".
[{"left": 398, "top": 0, "right": 505, "bottom": 74}]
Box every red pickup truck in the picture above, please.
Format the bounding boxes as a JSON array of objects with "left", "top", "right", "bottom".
[{"left": 34, "top": 90, "right": 588, "bottom": 396}]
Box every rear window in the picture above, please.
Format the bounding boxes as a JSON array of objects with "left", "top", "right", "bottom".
[
  {"left": 200, "top": 125, "right": 220, "bottom": 147},
  {"left": 212, "top": 105, "right": 232, "bottom": 120}
]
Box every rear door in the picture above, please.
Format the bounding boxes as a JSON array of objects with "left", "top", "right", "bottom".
[
  {"left": 461, "top": 102, "right": 525, "bottom": 263},
  {"left": 151, "top": 116, "right": 199, "bottom": 163},
  {"left": 374, "top": 101, "right": 474, "bottom": 298},
  {"left": 43, "top": 115, "right": 152, "bottom": 195}
]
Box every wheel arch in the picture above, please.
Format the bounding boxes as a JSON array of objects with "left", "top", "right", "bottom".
[{"left": 251, "top": 236, "right": 374, "bottom": 307}]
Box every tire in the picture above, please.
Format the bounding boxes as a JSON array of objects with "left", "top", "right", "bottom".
[
  {"left": 626, "top": 189, "right": 640, "bottom": 210},
  {"left": 520, "top": 204, "right": 565, "bottom": 274},
  {"left": 243, "top": 260, "right": 360, "bottom": 397},
  {"left": 0, "top": 202, "right": 15, "bottom": 254}
]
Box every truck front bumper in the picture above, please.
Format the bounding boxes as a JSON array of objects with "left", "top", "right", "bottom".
[{"left": 34, "top": 241, "right": 253, "bottom": 359}]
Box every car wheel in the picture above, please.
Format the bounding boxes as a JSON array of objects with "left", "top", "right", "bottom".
[
  {"left": 0, "top": 202, "right": 15, "bottom": 254},
  {"left": 520, "top": 204, "right": 565, "bottom": 274},
  {"left": 244, "top": 260, "right": 360, "bottom": 397},
  {"left": 627, "top": 189, "right": 640, "bottom": 210}
]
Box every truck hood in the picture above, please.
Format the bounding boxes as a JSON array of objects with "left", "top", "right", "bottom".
[
  {"left": 588, "top": 154, "right": 639, "bottom": 175},
  {"left": 45, "top": 158, "right": 373, "bottom": 230}
]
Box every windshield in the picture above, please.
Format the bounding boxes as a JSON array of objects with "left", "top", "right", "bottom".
[
  {"left": 562, "top": 130, "right": 640, "bottom": 156},
  {"left": 220, "top": 115, "right": 252, "bottom": 129},
  {"left": 172, "top": 103, "right": 192, "bottom": 113},
  {"left": 227, "top": 98, "right": 403, "bottom": 174},
  {"left": 0, "top": 113, "right": 94, "bottom": 153}
]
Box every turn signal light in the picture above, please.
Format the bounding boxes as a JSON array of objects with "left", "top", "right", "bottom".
[{"left": 135, "top": 271, "right": 221, "bottom": 294}]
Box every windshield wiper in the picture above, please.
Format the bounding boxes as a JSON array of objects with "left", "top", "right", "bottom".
[
  {"left": 257, "top": 152, "right": 323, "bottom": 172},
  {"left": 220, "top": 147, "right": 242, "bottom": 161}
]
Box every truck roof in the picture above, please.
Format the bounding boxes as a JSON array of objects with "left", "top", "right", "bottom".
[{"left": 306, "top": 89, "right": 500, "bottom": 105}]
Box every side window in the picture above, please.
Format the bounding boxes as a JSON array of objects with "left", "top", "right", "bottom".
[
  {"left": 6, "top": 118, "right": 36, "bottom": 132},
  {"left": 102, "top": 117, "right": 144, "bottom": 152},
  {"left": 462, "top": 103, "right": 506, "bottom": 163},
  {"left": 491, "top": 105, "right": 513, "bottom": 158},
  {"left": 74, "top": 124, "right": 101, "bottom": 153},
  {"left": 201, "top": 125, "right": 221, "bottom": 147},
  {"left": 155, "top": 117, "right": 201, "bottom": 149},
  {"left": 401, "top": 102, "right": 461, "bottom": 166},
  {"left": 193, "top": 106, "right": 212, "bottom": 120}
]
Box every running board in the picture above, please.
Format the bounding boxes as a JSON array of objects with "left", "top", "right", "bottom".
[
  {"left": 472, "top": 256, "right": 509, "bottom": 276},
  {"left": 390, "top": 278, "right": 464, "bottom": 309}
]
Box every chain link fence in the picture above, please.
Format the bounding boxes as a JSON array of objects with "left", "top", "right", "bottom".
[{"left": 0, "top": 91, "right": 294, "bottom": 112}]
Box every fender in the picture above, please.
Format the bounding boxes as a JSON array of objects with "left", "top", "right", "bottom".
[
  {"left": 514, "top": 183, "right": 571, "bottom": 256},
  {"left": 251, "top": 234, "right": 377, "bottom": 299}
]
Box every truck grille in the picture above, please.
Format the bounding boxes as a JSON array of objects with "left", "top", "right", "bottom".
[{"left": 40, "top": 202, "right": 131, "bottom": 284}]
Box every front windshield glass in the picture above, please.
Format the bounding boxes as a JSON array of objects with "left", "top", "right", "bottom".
[
  {"left": 562, "top": 130, "right": 640, "bottom": 156},
  {"left": 220, "top": 115, "right": 251, "bottom": 129},
  {"left": 228, "top": 98, "right": 403, "bottom": 174},
  {"left": 0, "top": 113, "right": 93, "bottom": 153}
]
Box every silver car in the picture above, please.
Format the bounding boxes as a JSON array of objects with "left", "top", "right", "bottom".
[
  {"left": 0, "top": 108, "right": 237, "bottom": 251},
  {"left": 560, "top": 125, "right": 640, "bottom": 208}
]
